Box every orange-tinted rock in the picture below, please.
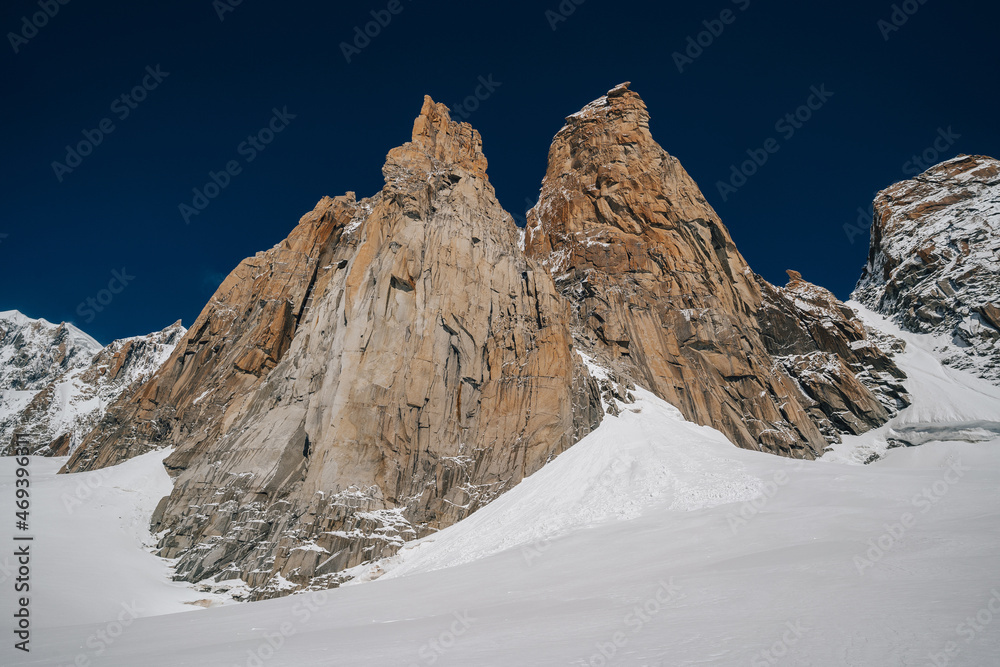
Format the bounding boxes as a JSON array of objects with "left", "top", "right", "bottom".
[
  {"left": 526, "top": 83, "right": 901, "bottom": 457},
  {"left": 66, "top": 96, "right": 602, "bottom": 598}
]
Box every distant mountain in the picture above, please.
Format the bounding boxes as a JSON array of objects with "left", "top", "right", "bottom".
[
  {"left": 0, "top": 311, "right": 184, "bottom": 455},
  {"left": 855, "top": 155, "right": 1000, "bottom": 384},
  {"left": 0, "top": 311, "right": 103, "bottom": 449}
]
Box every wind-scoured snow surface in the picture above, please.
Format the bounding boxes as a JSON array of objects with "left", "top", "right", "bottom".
[{"left": 5, "top": 314, "right": 1000, "bottom": 666}]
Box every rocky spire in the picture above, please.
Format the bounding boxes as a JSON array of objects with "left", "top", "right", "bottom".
[
  {"left": 526, "top": 83, "right": 904, "bottom": 457},
  {"left": 56, "top": 84, "right": 916, "bottom": 599},
  {"left": 65, "top": 95, "right": 603, "bottom": 599}
]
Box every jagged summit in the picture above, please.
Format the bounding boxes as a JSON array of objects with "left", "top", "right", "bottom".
[
  {"left": 526, "top": 82, "right": 903, "bottom": 457},
  {"left": 32, "top": 86, "right": 935, "bottom": 599},
  {"left": 62, "top": 93, "right": 604, "bottom": 599},
  {"left": 562, "top": 81, "right": 637, "bottom": 123},
  {"left": 386, "top": 95, "right": 489, "bottom": 180}
]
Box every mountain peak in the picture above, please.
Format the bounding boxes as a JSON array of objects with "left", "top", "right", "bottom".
[
  {"left": 854, "top": 153, "right": 1000, "bottom": 383},
  {"left": 384, "top": 95, "right": 489, "bottom": 183},
  {"left": 560, "top": 81, "right": 649, "bottom": 138}
]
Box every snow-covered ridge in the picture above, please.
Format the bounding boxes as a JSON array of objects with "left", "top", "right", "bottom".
[
  {"left": 0, "top": 311, "right": 185, "bottom": 454},
  {"left": 0, "top": 310, "right": 104, "bottom": 449},
  {"left": 854, "top": 154, "right": 1000, "bottom": 384}
]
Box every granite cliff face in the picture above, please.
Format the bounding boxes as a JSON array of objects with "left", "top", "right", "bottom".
[
  {"left": 53, "top": 84, "right": 915, "bottom": 598},
  {"left": 756, "top": 272, "right": 910, "bottom": 440},
  {"left": 524, "top": 83, "right": 905, "bottom": 459},
  {"left": 854, "top": 155, "right": 1000, "bottom": 383},
  {"left": 65, "top": 193, "right": 349, "bottom": 473},
  {"left": 66, "top": 96, "right": 603, "bottom": 598}
]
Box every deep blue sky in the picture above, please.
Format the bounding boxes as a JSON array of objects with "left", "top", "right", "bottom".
[{"left": 2, "top": 0, "right": 997, "bottom": 344}]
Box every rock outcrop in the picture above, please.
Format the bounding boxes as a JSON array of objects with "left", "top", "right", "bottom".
[
  {"left": 524, "top": 83, "right": 903, "bottom": 458},
  {"left": 1, "top": 320, "right": 185, "bottom": 456},
  {"left": 64, "top": 194, "right": 348, "bottom": 472},
  {"left": 66, "top": 96, "right": 603, "bottom": 598},
  {"left": 55, "top": 83, "right": 918, "bottom": 598},
  {"left": 854, "top": 154, "right": 1000, "bottom": 384},
  {"left": 757, "top": 271, "right": 910, "bottom": 440}
]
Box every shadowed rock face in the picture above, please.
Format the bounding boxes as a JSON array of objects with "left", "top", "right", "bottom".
[
  {"left": 66, "top": 96, "right": 602, "bottom": 598},
  {"left": 854, "top": 154, "right": 1000, "bottom": 384},
  {"left": 757, "top": 271, "right": 910, "bottom": 440},
  {"left": 524, "top": 82, "right": 902, "bottom": 458}
]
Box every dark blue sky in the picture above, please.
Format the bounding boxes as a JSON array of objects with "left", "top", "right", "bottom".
[{"left": 2, "top": 0, "right": 997, "bottom": 344}]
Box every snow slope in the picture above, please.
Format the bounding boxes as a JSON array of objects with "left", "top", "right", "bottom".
[
  {"left": 348, "top": 387, "right": 766, "bottom": 582},
  {"left": 5, "top": 333, "right": 1000, "bottom": 665},
  {"left": 0, "top": 451, "right": 205, "bottom": 634},
  {"left": 824, "top": 304, "right": 1000, "bottom": 464}
]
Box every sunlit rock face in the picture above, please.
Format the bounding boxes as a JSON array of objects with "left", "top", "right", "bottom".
[
  {"left": 65, "top": 95, "right": 602, "bottom": 598},
  {"left": 59, "top": 84, "right": 925, "bottom": 598},
  {"left": 525, "top": 83, "right": 902, "bottom": 458}
]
